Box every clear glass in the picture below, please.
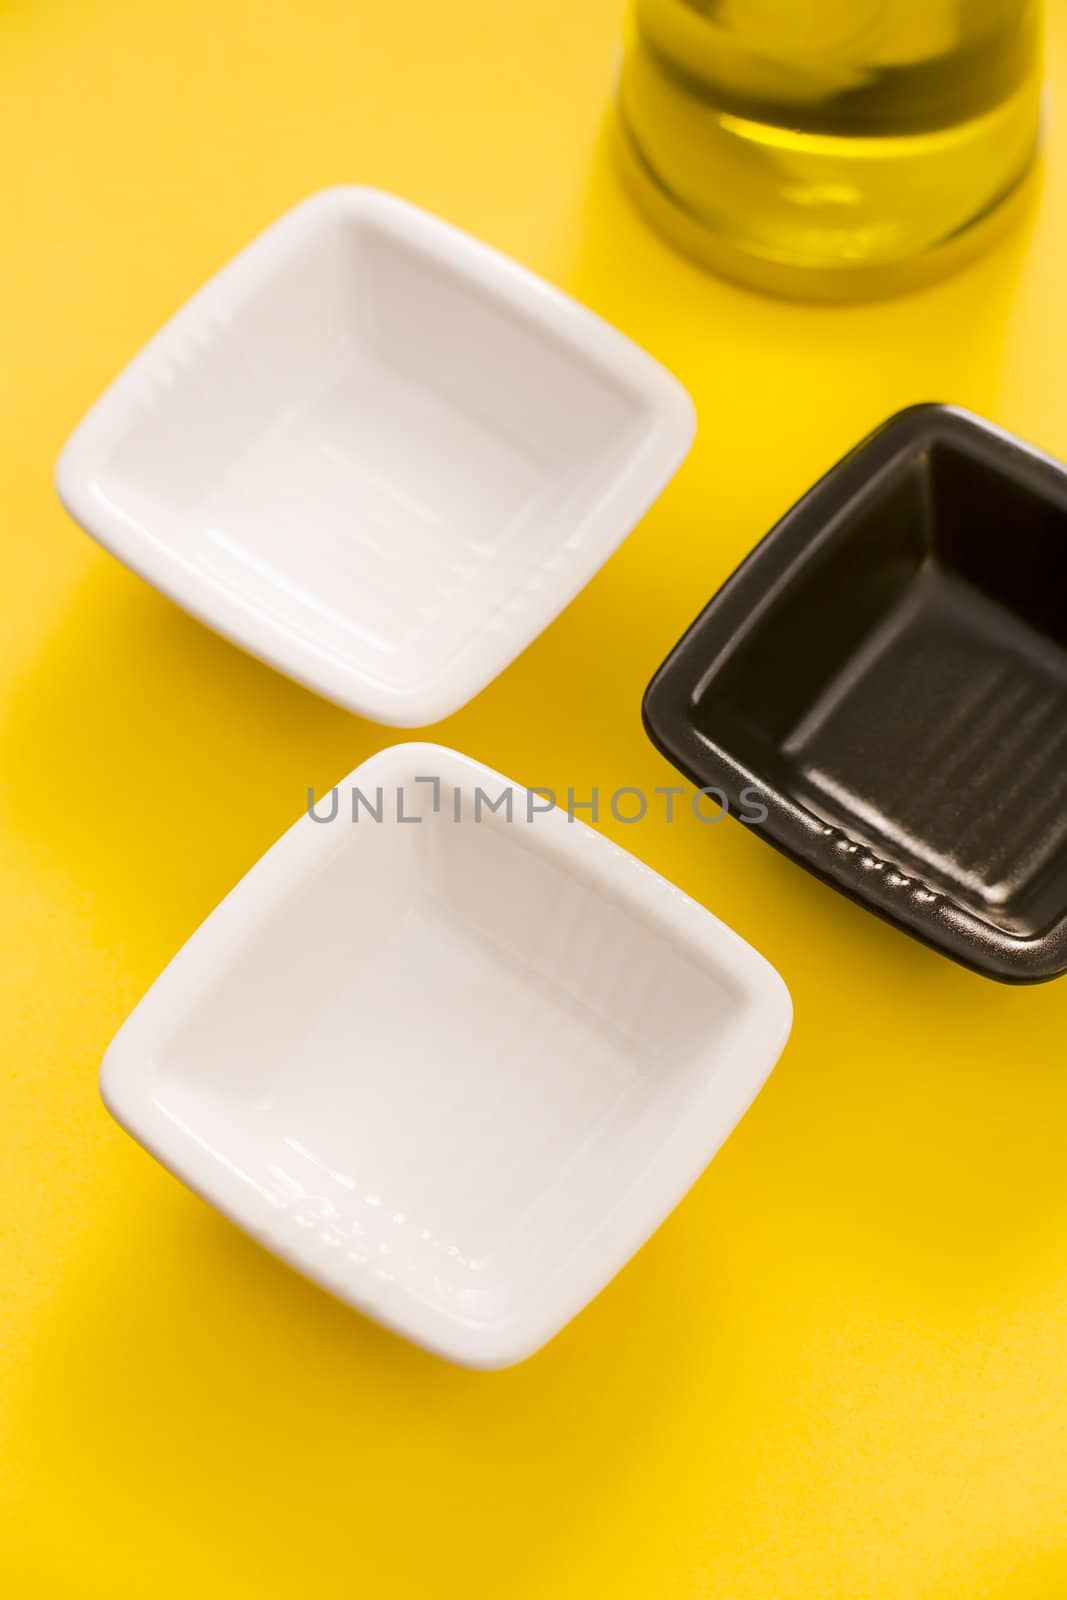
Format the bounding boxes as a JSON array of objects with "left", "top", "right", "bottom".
[{"left": 617, "top": 0, "right": 1044, "bottom": 298}]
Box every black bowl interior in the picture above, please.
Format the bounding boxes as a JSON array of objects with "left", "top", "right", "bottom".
[{"left": 691, "top": 425, "right": 1067, "bottom": 940}]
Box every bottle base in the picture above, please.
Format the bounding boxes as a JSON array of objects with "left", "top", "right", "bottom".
[{"left": 615, "top": 97, "right": 1044, "bottom": 303}]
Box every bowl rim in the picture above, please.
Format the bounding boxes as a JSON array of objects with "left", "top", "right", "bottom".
[
  {"left": 643, "top": 403, "right": 1067, "bottom": 984},
  {"left": 101, "top": 740, "right": 791, "bottom": 1368},
  {"left": 56, "top": 186, "right": 696, "bottom": 727}
]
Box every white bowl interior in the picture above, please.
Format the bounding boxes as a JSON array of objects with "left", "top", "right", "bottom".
[
  {"left": 100, "top": 210, "right": 652, "bottom": 692},
  {"left": 152, "top": 786, "right": 746, "bottom": 1329}
]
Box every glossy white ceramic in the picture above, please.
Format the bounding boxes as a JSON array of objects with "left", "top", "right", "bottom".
[
  {"left": 102, "top": 743, "right": 792, "bottom": 1368},
  {"left": 56, "top": 188, "right": 695, "bottom": 725}
]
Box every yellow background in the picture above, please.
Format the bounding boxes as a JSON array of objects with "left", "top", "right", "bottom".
[{"left": 3, "top": 2, "right": 1067, "bottom": 1594}]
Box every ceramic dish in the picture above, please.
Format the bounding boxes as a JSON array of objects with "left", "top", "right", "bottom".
[
  {"left": 644, "top": 404, "right": 1067, "bottom": 983},
  {"left": 102, "top": 742, "right": 791, "bottom": 1368},
  {"left": 56, "top": 187, "right": 695, "bottom": 725}
]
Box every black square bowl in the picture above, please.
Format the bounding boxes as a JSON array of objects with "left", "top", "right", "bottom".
[{"left": 644, "top": 405, "right": 1067, "bottom": 983}]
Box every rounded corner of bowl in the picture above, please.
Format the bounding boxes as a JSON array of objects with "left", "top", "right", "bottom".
[
  {"left": 446, "top": 1319, "right": 551, "bottom": 1372},
  {"left": 98, "top": 1034, "right": 145, "bottom": 1133},
  {"left": 54, "top": 433, "right": 95, "bottom": 529},
  {"left": 640, "top": 660, "right": 697, "bottom": 773},
  {"left": 664, "top": 374, "right": 698, "bottom": 458},
  {"left": 765, "top": 964, "right": 795, "bottom": 1048},
  {"left": 640, "top": 670, "right": 668, "bottom": 740}
]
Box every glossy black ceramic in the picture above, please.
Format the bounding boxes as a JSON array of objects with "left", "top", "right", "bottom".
[{"left": 644, "top": 405, "right": 1067, "bottom": 983}]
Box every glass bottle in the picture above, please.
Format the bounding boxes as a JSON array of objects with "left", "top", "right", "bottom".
[{"left": 617, "top": 0, "right": 1044, "bottom": 298}]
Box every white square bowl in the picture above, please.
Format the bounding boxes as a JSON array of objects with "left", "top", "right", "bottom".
[
  {"left": 56, "top": 188, "right": 695, "bottom": 725},
  {"left": 102, "top": 743, "right": 791, "bottom": 1369}
]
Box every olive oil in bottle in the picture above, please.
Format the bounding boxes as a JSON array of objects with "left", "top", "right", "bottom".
[{"left": 617, "top": 0, "right": 1044, "bottom": 298}]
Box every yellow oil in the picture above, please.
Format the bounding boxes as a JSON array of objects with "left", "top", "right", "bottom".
[{"left": 617, "top": 0, "right": 1044, "bottom": 298}]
